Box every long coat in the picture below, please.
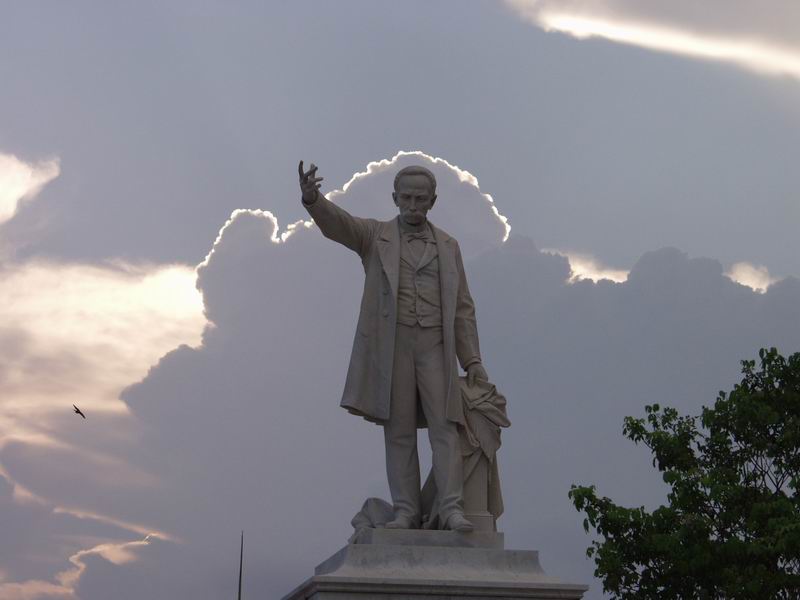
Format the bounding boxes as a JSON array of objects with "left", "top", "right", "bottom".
[{"left": 304, "top": 194, "right": 482, "bottom": 426}]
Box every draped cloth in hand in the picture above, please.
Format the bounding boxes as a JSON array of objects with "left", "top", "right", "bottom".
[{"left": 421, "top": 377, "right": 510, "bottom": 529}]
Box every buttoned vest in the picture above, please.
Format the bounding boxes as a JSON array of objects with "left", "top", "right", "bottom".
[{"left": 396, "top": 229, "right": 443, "bottom": 327}]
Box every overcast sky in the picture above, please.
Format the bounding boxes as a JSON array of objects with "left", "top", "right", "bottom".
[{"left": 1, "top": 2, "right": 799, "bottom": 599}]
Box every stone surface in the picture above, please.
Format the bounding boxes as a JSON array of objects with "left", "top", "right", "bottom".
[
  {"left": 282, "top": 529, "right": 588, "bottom": 599},
  {"left": 352, "top": 528, "right": 504, "bottom": 549},
  {"left": 299, "top": 161, "right": 496, "bottom": 530}
]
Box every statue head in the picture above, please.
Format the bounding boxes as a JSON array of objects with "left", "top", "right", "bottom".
[{"left": 393, "top": 165, "right": 437, "bottom": 227}]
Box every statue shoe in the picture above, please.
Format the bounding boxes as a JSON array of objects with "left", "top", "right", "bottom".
[
  {"left": 385, "top": 514, "right": 416, "bottom": 529},
  {"left": 445, "top": 512, "right": 474, "bottom": 533}
]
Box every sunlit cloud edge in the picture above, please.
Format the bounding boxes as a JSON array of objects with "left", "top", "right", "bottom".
[
  {"left": 725, "top": 261, "right": 779, "bottom": 293},
  {"left": 505, "top": 0, "right": 800, "bottom": 81},
  {"left": 0, "top": 153, "right": 60, "bottom": 226},
  {"left": 198, "top": 150, "right": 512, "bottom": 271}
]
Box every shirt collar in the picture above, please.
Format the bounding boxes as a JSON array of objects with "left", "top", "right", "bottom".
[{"left": 401, "top": 223, "right": 435, "bottom": 243}]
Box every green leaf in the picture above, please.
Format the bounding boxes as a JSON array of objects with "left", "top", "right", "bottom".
[{"left": 570, "top": 348, "right": 800, "bottom": 598}]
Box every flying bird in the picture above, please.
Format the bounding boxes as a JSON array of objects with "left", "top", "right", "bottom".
[{"left": 73, "top": 404, "right": 86, "bottom": 419}]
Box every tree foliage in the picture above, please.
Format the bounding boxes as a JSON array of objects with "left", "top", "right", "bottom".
[{"left": 570, "top": 348, "right": 800, "bottom": 599}]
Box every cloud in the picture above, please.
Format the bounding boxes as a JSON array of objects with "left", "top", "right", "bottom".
[
  {"left": 326, "top": 150, "right": 511, "bottom": 245},
  {"left": 725, "top": 261, "right": 779, "bottom": 293},
  {"left": 544, "top": 248, "right": 629, "bottom": 283},
  {"left": 545, "top": 251, "right": 789, "bottom": 292},
  {"left": 0, "top": 153, "right": 509, "bottom": 598},
  {"left": 3, "top": 153, "right": 799, "bottom": 599},
  {"left": 55, "top": 154, "right": 512, "bottom": 598},
  {"left": 79, "top": 209, "right": 800, "bottom": 598},
  {"left": 0, "top": 260, "right": 205, "bottom": 597},
  {"left": 0, "top": 152, "right": 205, "bottom": 596},
  {"left": 71, "top": 535, "right": 219, "bottom": 600},
  {"left": 0, "top": 158, "right": 206, "bottom": 460},
  {"left": 74, "top": 220, "right": 800, "bottom": 599},
  {"left": 0, "top": 472, "right": 144, "bottom": 600},
  {"left": 0, "top": 580, "right": 72, "bottom": 600},
  {"left": 0, "top": 153, "right": 59, "bottom": 226},
  {"left": 0, "top": 259, "right": 206, "bottom": 555},
  {"left": 0, "top": 260, "right": 205, "bottom": 420},
  {"left": 197, "top": 150, "right": 509, "bottom": 276},
  {"left": 504, "top": 0, "right": 800, "bottom": 80}
]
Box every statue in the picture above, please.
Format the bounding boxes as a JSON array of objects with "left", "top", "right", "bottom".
[{"left": 299, "top": 161, "right": 495, "bottom": 533}]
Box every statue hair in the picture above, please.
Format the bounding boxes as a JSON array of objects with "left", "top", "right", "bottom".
[{"left": 393, "top": 165, "right": 437, "bottom": 194}]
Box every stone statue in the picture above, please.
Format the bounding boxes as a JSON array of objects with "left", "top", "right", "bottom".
[
  {"left": 299, "top": 161, "right": 490, "bottom": 533},
  {"left": 285, "top": 163, "right": 586, "bottom": 599}
]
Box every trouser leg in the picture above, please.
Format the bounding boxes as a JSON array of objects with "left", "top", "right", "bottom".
[
  {"left": 415, "top": 326, "right": 464, "bottom": 525},
  {"left": 383, "top": 323, "right": 421, "bottom": 522}
]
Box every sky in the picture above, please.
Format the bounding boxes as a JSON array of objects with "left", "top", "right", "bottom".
[{"left": 1, "top": 1, "right": 799, "bottom": 598}]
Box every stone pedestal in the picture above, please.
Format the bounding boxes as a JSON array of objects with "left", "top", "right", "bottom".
[
  {"left": 282, "top": 529, "right": 588, "bottom": 599},
  {"left": 463, "top": 454, "right": 496, "bottom": 532}
]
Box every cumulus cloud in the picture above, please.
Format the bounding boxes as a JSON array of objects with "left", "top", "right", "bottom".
[
  {"left": 0, "top": 156, "right": 206, "bottom": 597},
  {"left": 24, "top": 154, "right": 507, "bottom": 599},
  {"left": 326, "top": 150, "right": 511, "bottom": 249},
  {"left": 59, "top": 167, "right": 800, "bottom": 598},
  {"left": 0, "top": 260, "right": 205, "bottom": 426},
  {"left": 0, "top": 153, "right": 508, "bottom": 598},
  {"left": 4, "top": 153, "right": 799, "bottom": 600},
  {"left": 197, "top": 150, "right": 509, "bottom": 277},
  {"left": 726, "top": 261, "right": 779, "bottom": 293},
  {"left": 505, "top": 0, "right": 800, "bottom": 80},
  {"left": 87, "top": 218, "right": 800, "bottom": 599},
  {"left": 543, "top": 250, "right": 788, "bottom": 292},
  {"left": 544, "top": 248, "right": 629, "bottom": 283},
  {"left": 0, "top": 153, "right": 59, "bottom": 226},
  {"left": 0, "top": 260, "right": 205, "bottom": 597}
]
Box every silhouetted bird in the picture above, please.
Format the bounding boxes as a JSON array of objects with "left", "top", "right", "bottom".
[{"left": 73, "top": 404, "right": 86, "bottom": 419}]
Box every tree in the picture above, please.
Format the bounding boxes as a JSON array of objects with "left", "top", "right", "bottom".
[{"left": 570, "top": 348, "right": 800, "bottom": 599}]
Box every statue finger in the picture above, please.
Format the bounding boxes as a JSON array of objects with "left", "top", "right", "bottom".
[{"left": 298, "top": 160, "right": 305, "bottom": 180}]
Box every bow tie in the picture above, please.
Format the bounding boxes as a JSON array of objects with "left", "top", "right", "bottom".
[{"left": 403, "top": 230, "right": 434, "bottom": 243}]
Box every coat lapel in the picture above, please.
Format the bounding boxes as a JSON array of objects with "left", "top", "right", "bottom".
[
  {"left": 432, "top": 221, "right": 457, "bottom": 405},
  {"left": 377, "top": 218, "right": 400, "bottom": 300},
  {"left": 431, "top": 222, "right": 456, "bottom": 316}
]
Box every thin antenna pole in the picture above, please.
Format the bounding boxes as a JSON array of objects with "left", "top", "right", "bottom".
[{"left": 238, "top": 530, "right": 244, "bottom": 600}]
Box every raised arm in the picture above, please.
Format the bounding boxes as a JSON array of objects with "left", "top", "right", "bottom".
[{"left": 299, "top": 160, "right": 372, "bottom": 257}]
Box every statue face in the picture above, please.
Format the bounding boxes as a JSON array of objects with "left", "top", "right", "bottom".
[{"left": 393, "top": 174, "right": 437, "bottom": 226}]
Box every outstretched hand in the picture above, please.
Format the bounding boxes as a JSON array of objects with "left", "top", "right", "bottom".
[
  {"left": 467, "top": 363, "right": 488, "bottom": 387},
  {"left": 298, "top": 160, "right": 324, "bottom": 204}
]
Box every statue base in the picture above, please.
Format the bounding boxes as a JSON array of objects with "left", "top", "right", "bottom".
[{"left": 281, "top": 529, "right": 588, "bottom": 599}]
